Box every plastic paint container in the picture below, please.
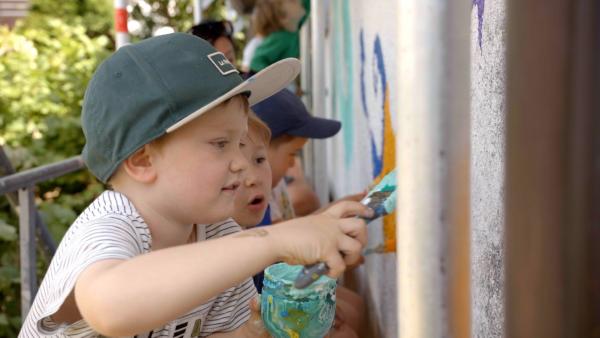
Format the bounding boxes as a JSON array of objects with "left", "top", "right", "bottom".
[{"left": 261, "top": 263, "right": 336, "bottom": 338}]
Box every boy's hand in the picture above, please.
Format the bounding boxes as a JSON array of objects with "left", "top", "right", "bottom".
[
  {"left": 269, "top": 201, "right": 372, "bottom": 278},
  {"left": 208, "top": 295, "right": 268, "bottom": 338},
  {"left": 313, "top": 191, "right": 367, "bottom": 215},
  {"left": 243, "top": 295, "right": 269, "bottom": 337}
]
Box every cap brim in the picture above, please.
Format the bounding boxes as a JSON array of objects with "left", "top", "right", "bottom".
[
  {"left": 166, "top": 58, "right": 301, "bottom": 133},
  {"left": 287, "top": 116, "right": 342, "bottom": 139}
]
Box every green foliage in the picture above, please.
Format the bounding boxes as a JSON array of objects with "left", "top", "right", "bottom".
[
  {"left": 129, "top": 0, "right": 230, "bottom": 39},
  {"left": 0, "top": 20, "right": 110, "bottom": 165},
  {"left": 130, "top": 0, "right": 195, "bottom": 39},
  {"left": 26, "top": 0, "right": 114, "bottom": 41},
  {"left": 0, "top": 17, "right": 110, "bottom": 334},
  {"left": 0, "top": 0, "right": 233, "bottom": 333}
]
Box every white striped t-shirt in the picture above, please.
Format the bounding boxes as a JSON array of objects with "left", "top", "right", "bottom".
[{"left": 19, "top": 190, "right": 257, "bottom": 337}]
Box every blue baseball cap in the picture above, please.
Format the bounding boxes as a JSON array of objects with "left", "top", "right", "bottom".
[{"left": 251, "top": 89, "right": 341, "bottom": 139}]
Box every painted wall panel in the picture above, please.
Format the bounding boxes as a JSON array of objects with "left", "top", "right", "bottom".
[
  {"left": 322, "top": 1, "right": 506, "bottom": 336},
  {"left": 325, "top": 1, "right": 398, "bottom": 336}
]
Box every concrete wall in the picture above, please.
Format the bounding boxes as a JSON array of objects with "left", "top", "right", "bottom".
[
  {"left": 470, "top": 0, "right": 506, "bottom": 337},
  {"left": 318, "top": 1, "right": 507, "bottom": 336}
]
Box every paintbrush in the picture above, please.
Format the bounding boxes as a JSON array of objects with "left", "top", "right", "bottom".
[{"left": 294, "top": 169, "right": 397, "bottom": 289}]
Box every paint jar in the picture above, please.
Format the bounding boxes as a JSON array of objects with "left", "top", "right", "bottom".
[{"left": 261, "top": 263, "right": 336, "bottom": 338}]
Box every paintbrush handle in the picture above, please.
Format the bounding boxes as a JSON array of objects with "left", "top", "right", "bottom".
[
  {"left": 293, "top": 262, "right": 330, "bottom": 289},
  {"left": 294, "top": 216, "right": 372, "bottom": 289}
]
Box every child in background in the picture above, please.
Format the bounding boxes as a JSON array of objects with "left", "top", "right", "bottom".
[
  {"left": 252, "top": 89, "right": 366, "bottom": 337},
  {"left": 190, "top": 20, "right": 237, "bottom": 64},
  {"left": 232, "top": 112, "right": 273, "bottom": 229},
  {"left": 19, "top": 34, "right": 371, "bottom": 337},
  {"left": 232, "top": 112, "right": 359, "bottom": 338},
  {"left": 249, "top": 0, "right": 310, "bottom": 74}
]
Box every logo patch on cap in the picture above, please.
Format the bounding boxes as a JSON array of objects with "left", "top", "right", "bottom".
[{"left": 207, "top": 52, "right": 238, "bottom": 75}]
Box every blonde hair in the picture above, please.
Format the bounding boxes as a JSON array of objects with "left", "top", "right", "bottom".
[
  {"left": 248, "top": 111, "right": 271, "bottom": 145},
  {"left": 252, "top": 0, "right": 288, "bottom": 36}
]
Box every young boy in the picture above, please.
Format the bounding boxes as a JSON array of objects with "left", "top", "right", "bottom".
[
  {"left": 252, "top": 89, "right": 366, "bottom": 337},
  {"left": 230, "top": 114, "right": 359, "bottom": 338},
  {"left": 232, "top": 113, "right": 273, "bottom": 229},
  {"left": 251, "top": 88, "right": 342, "bottom": 223},
  {"left": 19, "top": 33, "right": 371, "bottom": 337}
]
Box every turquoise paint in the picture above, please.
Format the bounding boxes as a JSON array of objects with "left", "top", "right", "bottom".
[
  {"left": 261, "top": 263, "right": 336, "bottom": 338},
  {"left": 332, "top": 0, "right": 355, "bottom": 170},
  {"left": 371, "top": 169, "right": 397, "bottom": 213}
]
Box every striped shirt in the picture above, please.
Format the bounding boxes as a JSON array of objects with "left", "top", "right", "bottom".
[{"left": 20, "top": 190, "right": 256, "bottom": 337}]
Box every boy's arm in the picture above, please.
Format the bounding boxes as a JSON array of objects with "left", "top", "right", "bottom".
[
  {"left": 74, "top": 202, "right": 371, "bottom": 337},
  {"left": 75, "top": 231, "right": 275, "bottom": 336}
]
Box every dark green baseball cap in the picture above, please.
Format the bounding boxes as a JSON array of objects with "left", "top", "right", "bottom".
[{"left": 82, "top": 33, "right": 300, "bottom": 183}]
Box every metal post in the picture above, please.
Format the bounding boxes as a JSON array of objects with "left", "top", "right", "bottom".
[
  {"left": 193, "top": 0, "right": 203, "bottom": 25},
  {"left": 0, "top": 156, "right": 85, "bottom": 195},
  {"left": 309, "top": 0, "right": 328, "bottom": 203},
  {"left": 396, "top": 0, "right": 471, "bottom": 337},
  {"left": 114, "top": 0, "right": 130, "bottom": 49},
  {"left": 19, "top": 187, "right": 37, "bottom": 319},
  {"left": 0, "top": 147, "right": 56, "bottom": 255},
  {"left": 504, "top": 0, "right": 600, "bottom": 336},
  {"left": 299, "top": 20, "right": 311, "bottom": 108},
  {"left": 299, "top": 18, "right": 314, "bottom": 196}
]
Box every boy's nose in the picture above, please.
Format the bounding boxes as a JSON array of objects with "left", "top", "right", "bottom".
[
  {"left": 244, "top": 173, "right": 257, "bottom": 187},
  {"left": 230, "top": 149, "right": 249, "bottom": 173}
]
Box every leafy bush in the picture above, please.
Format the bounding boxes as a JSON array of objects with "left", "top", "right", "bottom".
[
  {"left": 0, "top": 1, "right": 233, "bottom": 334},
  {"left": 0, "top": 18, "right": 109, "bottom": 335}
]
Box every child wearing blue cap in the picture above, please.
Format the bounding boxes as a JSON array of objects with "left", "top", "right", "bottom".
[
  {"left": 19, "top": 34, "right": 371, "bottom": 337},
  {"left": 252, "top": 89, "right": 367, "bottom": 337}
]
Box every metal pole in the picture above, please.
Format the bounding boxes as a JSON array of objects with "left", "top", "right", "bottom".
[
  {"left": 0, "top": 147, "right": 56, "bottom": 255},
  {"left": 309, "top": 0, "right": 328, "bottom": 203},
  {"left": 193, "top": 0, "right": 203, "bottom": 25},
  {"left": 504, "top": 0, "right": 600, "bottom": 336},
  {"left": 19, "top": 187, "right": 37, "bottom": 319},
  {"left": 114, "top": 0, "right": 130, "bottom": 49},
  {"left": 396, "top": 0, "right": 471, "bottom": 337},
  {"left": 0, "top": 156, "right": 85, "bottom": 195},
  {"left": 299, "top": 18, "right": 314, "bottom": 195}
]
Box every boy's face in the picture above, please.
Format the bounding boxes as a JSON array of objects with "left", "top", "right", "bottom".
[
  {"left": 281, "top": 0, "right": 306, "bottom": 32},
  {"left": 268, "top": 136, "right": 307, "bottom": 187},
  {"left": 213, "top": 36, "right": 236, "bottom": 64},
  {"left": 233, "top": 129, "right": 272, "bottom": 227},
  {"left": 151, "top": 97, "right": 249, "bottom": 225}
]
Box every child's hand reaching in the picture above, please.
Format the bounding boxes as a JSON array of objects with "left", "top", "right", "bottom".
[
  {"left": 269, "top": 201, "right": 372, "bottom": 278},
  {"left": 311, "top": 190, "right": 367, "bottom": 216},
  {"left": 241, "top": 295, "right": 269, "bottom": 337},
  {"left": 207, "top": 295, "right": 268, "bottom": 338}
]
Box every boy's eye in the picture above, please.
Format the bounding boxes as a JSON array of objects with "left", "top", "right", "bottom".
[
  {"left": 255, "top": 156, "right": 266, "bottom": 164},
  {"left": 212, "top": 140, "right": 229, "bottom": 149}
]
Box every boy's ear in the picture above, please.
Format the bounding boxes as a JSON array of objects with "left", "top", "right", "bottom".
[{"left": 122, "top": 145, "right": 157, "bottom": 183}]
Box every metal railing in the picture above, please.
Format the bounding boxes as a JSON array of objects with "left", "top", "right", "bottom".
[{"left": 0, "top": 146, "right": 86, "bottom": 319}]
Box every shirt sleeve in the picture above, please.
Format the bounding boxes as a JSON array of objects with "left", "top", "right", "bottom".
[{"left": 22, "top": 214, "right": 148, "bottom": 336}]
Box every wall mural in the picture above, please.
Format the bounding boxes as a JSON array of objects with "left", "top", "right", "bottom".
[
  {"left": 473, "top": 0, "right": 485, "bottom": 49},
  {"left": 332, "top": 0, "right": 355, "bottom": 170},
  {"left": 359, "top": 29, "right": 396, "bottom": 253}
]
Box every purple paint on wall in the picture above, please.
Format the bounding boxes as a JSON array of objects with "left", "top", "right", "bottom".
[{"left": 473, "top": 0, "right": 485, "bottom": 49}]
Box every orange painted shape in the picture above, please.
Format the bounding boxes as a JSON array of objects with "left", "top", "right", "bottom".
[{"left": 376, "top": 86, "right": 397, "bottom": 253}]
